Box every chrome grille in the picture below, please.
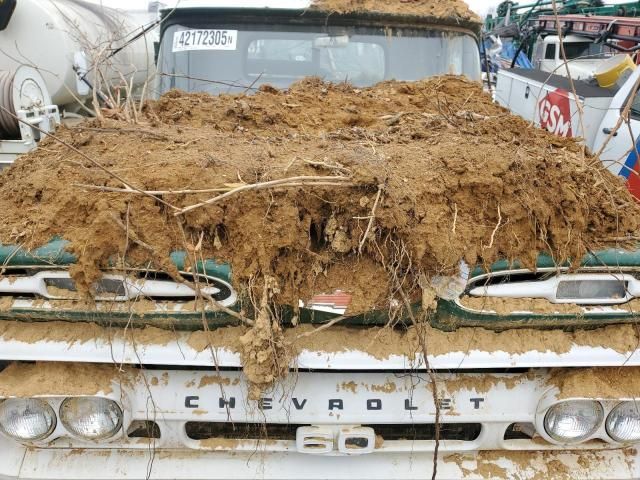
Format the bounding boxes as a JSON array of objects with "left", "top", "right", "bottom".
[
  {"left": 185, "top": 422, "right": 482, "bottom": 442},
  {"left": 0, "top": 268, "right": 237, "bottom": 306}
]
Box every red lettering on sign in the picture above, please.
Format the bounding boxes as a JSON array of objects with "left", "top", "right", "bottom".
[
  {"left": 628, "top": 162, "right": 640, "bottom": 200},
  {"left": 538, "top": 89, "right": 573, "bottom": 138}
]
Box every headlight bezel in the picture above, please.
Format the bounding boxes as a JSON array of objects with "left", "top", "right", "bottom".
[
  {"left": 536, "top": 392, "right": 640, "bottom": 446},
  {"left": 542, "top": 399, "right": 604, "bottom": 444},
  {"left": 606, "top": 401, "right": 640, "bottom": 444},
  {"left": 0, "top": 398, "right": 57, "bottom": 442},
  {"left": 59, "top": 396, "right": 123, "bottom": 441},
  {"left": 0, "top": 396, "right": 126, "bottom": 445}
]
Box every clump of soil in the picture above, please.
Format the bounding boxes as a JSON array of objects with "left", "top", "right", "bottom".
[
  {"left": 445, "top": 450, "right": 637, "bottom": 480},
  {"left": 551, "top": 367, "right": 640, "bottom": 399},
  {"left": 0, "top": 362, "right": 121, "bottom": 397},
  {"left": 461, "top": 296, "right": 585, "bottom": 315},
  {"left": 1, "top": 77, "right": 637, "bottom": 308},
  {"left": 238, "top": 277, "right": 293, "bottom": 400},
  {"left": 311, "top": 0, "right": 480, "bottom": 22},
  {"left": 1, "top": 76, "right": 639, "bottom": 394},
  {"left": 1, "top": 318, "right": 638, "bottom": 358}
]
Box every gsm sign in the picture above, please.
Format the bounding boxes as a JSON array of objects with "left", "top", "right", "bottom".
[{"left": 538, "top": 88, "right": 574, "bottom": 138}]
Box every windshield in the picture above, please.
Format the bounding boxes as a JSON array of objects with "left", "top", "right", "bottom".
[
  {"left": 156, "top": 22, "right": 480, "bottom": 95},
  {"left": 563, "top": 41, "right": 607, "bottom": 60}
]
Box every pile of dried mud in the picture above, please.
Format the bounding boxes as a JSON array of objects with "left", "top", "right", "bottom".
[
  {"left": 311, "top": 0, "right": 479, "bottom": 22},
  {"left": 1, "top": 76, "right": 637, "bottom": 309},
  {"left": 1, "top": 76, "right": 639, "bottom": 395}
]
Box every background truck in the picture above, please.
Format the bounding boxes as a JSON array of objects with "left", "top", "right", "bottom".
[
  {"left": 495, "top": 59, "right": 640, "bottom": 198},
  {"left": 1, "top": 2, "right": 640, "bottom": 480},
  {"left": 532, "top": 34, "right": 610, "bottom": 79},
  {"left": 0, "top": 0, "right": 154, "bottom": 167},
  {"left": 483, "top": 7, "right": 640, "bottom": 79}
]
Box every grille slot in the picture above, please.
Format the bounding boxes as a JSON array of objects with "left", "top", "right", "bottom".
[
  {"left": 186, "top": 422, "right": 482, "bottom": 442},
  {"left": 469, "top": 271, "right": 553, "bottom": 289},
  {"left": 127, "top": 420, "right": 161, "bottom": 439},
  {"left": 186, "top": 422, "right": 299, "bottom": 440},
  {"left": 504, "top": 422, "right": 535, "bottom": 440},
  {"left": 363, "top": 423, "right": 481, "bottom": 441}
]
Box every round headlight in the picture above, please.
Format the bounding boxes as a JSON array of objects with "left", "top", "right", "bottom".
[
  {"left": 0, "top": 398, "right": 56, "bottom": 441},
  {"left": 606, "top": 401, "right": 640, "bottom": 443},
  {"left": 544, "top": 400, "right": 603, "bottom": 443},
  {"left": 59, "top": 397, "right": 122, "bottom": 440}
]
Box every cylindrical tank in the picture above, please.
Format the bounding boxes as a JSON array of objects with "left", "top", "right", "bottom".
[
  {"left": 0, "top": 0, "right": 154, "bottom": 109},
  {"left": 0, "top": 65, "right": 53, "bottom": 139}
]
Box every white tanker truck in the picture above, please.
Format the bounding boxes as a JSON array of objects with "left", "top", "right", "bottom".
[{"left": 0, "top": 0, "right": 155, "bottom": 166}]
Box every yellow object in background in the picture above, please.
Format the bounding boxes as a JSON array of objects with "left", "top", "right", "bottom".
[{"left": 595, "top": 54, "right": 636, "bottom": 88}]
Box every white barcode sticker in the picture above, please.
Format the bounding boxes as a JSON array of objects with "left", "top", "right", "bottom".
[{"left": 172, "top": 29, "right": 238, "bottom": 52}]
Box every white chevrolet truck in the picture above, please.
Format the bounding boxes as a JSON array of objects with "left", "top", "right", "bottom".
[{"left": 2, "top": 2, "right": 640, "bottom": 479}]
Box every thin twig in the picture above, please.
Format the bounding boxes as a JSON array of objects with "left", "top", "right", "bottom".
[
  {"left": 358, "top": 185, "right": 384, "bottom": 254},
  {"left": 283, "top": 156, "right": 298, "bottom": 172},
  {"left": 77, "top": 182, "right": 352, "bottom": 197},
  {"left": 452, "top": 203, "right": 458, "bottom": 235},
  {"left": 0, "top": 242, "right": 26, "bottom": 276},
  {"left": 109, "top": 213, "right": 160, "bottom": 254},
  {"left": 484, "top": 205, "right": 502, "bottom": 250},
  {"left": 243, "top": 71, "right": 264, "bottom": 95},
  {"left": 74, "top": 184, "right": 231, "bottom": 195},
  {"left": 552, "top": 0, "right": 587, "bottom": 160},
  {"left": 175, "top": 221, "right": 255, "bottom": 327},
  {"left": 304, "top": 159, "right": 351, "bottom": 175},
  {"left": 295, "top": 315, "right": 347, "bottom": 338},
  {"left": 77, "top": 126, "right": 169, "bottom": 140},
  {"left": 388, "top": 259, "right": 440, "bottom": 480},
  {"left": 159, "top": 72, "right": 259, "bottom": 91},
  {"left": 175, "top": 176, "right": 354, "bottom": 216}
]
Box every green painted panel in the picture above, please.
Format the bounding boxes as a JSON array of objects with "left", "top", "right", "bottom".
[
  {"left": 470, "top": 249, "right": 640, "bottom": 278},
  {"left": 0, "top": 239, "right": 75, "bottom": 266}
]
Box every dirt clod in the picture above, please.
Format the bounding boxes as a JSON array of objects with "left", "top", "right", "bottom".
[
  {"left": 238, "top": 277, "right": 293, "bottom": 400},
  {"left": 311, "top": 0, "right": 480, "bottom": 22},
  {"left": 551, "top": 367, "right": 640, "bottom": 400},
  {"left": 0, "top": 362, "right": 122, "bottom": 397}
]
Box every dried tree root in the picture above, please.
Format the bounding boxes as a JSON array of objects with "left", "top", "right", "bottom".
[
  {"left": 75, "top": 184, "right": 231, "bottom": 195},
  {"left": 175, "top": 176, "right": 355, "bottom": 216},
  {"left": 238, "top": 277, "right": 292, "bottom": 399},
  {"left": 358, "top": 184, "right": 384, "bottom": 254},
  {"left": 295, "top": 315, "right": 347, "bottom": 339}
]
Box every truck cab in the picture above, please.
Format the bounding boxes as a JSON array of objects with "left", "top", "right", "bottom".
[
  {"left": 2, "top": 2, "right": 640, "bottom": 480},
  {"left": 533, "top": 34, "right": 609, "bottom": 80},
  {"left": 154, "top": 0, "right": 481, "bottom": 96}
]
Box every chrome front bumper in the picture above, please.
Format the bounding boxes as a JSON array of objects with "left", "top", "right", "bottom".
[{"left": 2, "top": 443, "right": 639, "bottom": 480}]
